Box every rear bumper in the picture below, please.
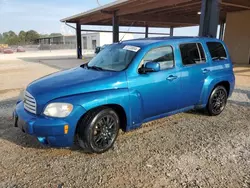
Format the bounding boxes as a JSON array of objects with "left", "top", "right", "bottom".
[
  {"left": 13, "top": 101, "right": 86, "bottom": 147},
  {"left": 229, "top": 75, "right": 235, "bottom": 97}
]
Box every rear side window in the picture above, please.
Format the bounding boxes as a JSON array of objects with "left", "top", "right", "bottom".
[
  {"left": 206, "top": 42, "right": 227, "bottom": 61},
  {"left": 180, "top": 43, "right": 206, "bottom": 65},
  {"left": 140, "top": 46, "right": 174, "bottom": 70}
]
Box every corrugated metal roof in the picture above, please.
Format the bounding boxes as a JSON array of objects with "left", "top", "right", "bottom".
[
  {"left": 61, "top": 0, "right": 250, "bottom": 28},
  {"left": 61, "top": 0, "right": 129, "bottom": 22}
]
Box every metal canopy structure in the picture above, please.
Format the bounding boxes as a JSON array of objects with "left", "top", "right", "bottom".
[{"left": 61, "top": 0, "right": 250, "bottom": 59}]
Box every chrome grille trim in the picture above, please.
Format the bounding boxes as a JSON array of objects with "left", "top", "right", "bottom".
[{"left": 24, "top": 91, "right": 37, "bottom": 114}]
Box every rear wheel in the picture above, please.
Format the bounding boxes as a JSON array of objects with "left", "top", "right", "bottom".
[
  {"left": 76, "top": 107, "right": 120, "bottom": 153},
  {"left": 207, "top": 86, "right": 228, "bottom": 116}
]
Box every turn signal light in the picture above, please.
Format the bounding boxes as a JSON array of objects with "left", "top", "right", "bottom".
[{"left": 64, "top": 125, "right": 69, "bottom": 134}]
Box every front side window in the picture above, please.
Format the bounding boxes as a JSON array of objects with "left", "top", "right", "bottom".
[
  {"left": 140, "top": 46, "right": 174, "bottom": 70},
  {"left": 88, "top": 43, "right": 138, "bottom": 71},
  {"left": 180, "top": 43, "right": 206, "bottom": 65},
  {"left": 206, "top": 42, "right": 227, "bottom": 61}
]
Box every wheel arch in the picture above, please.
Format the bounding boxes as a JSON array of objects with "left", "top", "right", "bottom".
[
  {"left": 75, "top": 104, "right": 128, "bottom": 134},
  {"left": 200, "top": 77, "right": 232, "bottom": 106},
  {"left": 213, "top": 81, "right": 230, "bottom": 96},
  {"left": 202, "top": 80, "right": 231, "bottom": 105}
]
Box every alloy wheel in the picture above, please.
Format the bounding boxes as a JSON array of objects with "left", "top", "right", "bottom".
[
  {"left": 93, "top": 115, "right": 117, "bottom": 149},
  {"left": 211, "top": 88, "right": 227, "bottom": 114}
]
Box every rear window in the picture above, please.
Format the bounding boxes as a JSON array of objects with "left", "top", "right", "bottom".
[
  {"left": 180, "top": 43, "right": 206, "bottom": 65},
  {"left": 206, "top": 42, "right": 227, "bottom": 61}
]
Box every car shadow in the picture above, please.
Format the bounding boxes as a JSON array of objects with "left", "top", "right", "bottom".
[
  {"left": 228, "top": 100, "right": 250, "bottom": 107},
  {"left": 228, "top": 88, "right": 250, "bottom": 107},
  {"left": 185, "top": 108, "right": 209, "bottom": 116},
  {"left": 233, "top": 88, "right": 250, "bottom": 99}
]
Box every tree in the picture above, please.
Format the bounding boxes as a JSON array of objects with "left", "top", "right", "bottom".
[
  {"left": 50, "top": 33, "right": 62, "bottom": 37},
  {"left": 25, "top": 30, "right": 40, "bottom": 44},
  {"left": 6, "top": 31, "right": 17, "bottom": 38},
  {"left": 3, "top": 31, "right": 18, "bottom": 45},
  {"left": 2, "top": 32, "right": 8, "bottom": 41},
  {"left": 18, "top": 30, "right": 26, "bottom": 44},
  {"left": 0, "top": 33, "right": 4, "bottom": 43},
  {"left": 0, "top": 30, "right": 43, "bottom": 45},
  {"left": 3, "top": 31, "right": 15, "bottom": 39},
  {"left": 7, "top": 35, "right": 19, "bottom": 45}
]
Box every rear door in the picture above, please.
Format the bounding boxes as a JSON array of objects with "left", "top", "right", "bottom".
[{"left": 178, "top": 42, "right": 211, "bottom": 108}]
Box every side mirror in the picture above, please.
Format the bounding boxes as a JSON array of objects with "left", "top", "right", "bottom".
[
  {"left": 95, "top": 47, "right": 101, "bottom": 54},
  {"left": 139, "top": 62, "right": 160, "bottom": 74}
]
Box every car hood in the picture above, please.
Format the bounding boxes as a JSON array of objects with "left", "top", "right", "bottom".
[{"left": 27, "top": 67, "right": 127, "bottom": 108}]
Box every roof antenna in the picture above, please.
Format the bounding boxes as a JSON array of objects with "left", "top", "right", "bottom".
[
  {"left": 119, "top": 21, "right": 135, "bottom": 43},
  {"left": 96, "top": 0, "right": 101, "bottom": 6}
]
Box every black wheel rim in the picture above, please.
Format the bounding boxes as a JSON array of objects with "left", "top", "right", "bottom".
[
  {"left": 211, "top": 89, "right": 227, "bottom": 114},
  {"left": 93, "top": 115, "right": 117, "bottom": 149}
]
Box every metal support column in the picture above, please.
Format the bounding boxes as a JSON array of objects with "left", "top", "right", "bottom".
[
  {"left": 170, "top": 27, "right": 174, "bottom": 37},
  {"left": 219, "top": 21, "right": 225, "bottom": 40},
  {"left": 199, "top": 0, "right": 220, "bottom": 38},
  {"left": 145, "top": 24, "right": 149, "bottom": 38},
  {"left": 76, "top": 22, "right": 82, "bottom": 59},
  {"left": 112, "top": 12, "right": 119, "bottom": 43}
]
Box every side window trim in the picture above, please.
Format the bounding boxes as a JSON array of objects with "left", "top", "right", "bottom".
[
  {"left": 197, "top": 43, "right": 207, "bottom": 63},
  {"left": 196, "top": 43, "right": 202, "bottom": 62},
  {"left": 179, "top": 42, "right": 207, "bottom": 66},
  {"left": 137, "top": 45, "right": 175, "bottom": 72}
]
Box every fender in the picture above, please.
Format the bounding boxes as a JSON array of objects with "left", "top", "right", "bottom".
[
  {"left": 199, "top": 72, "right": 235, "bottom": 106},
  {"left": 49, "top": 89, "right": 132, "bottom": 130}
]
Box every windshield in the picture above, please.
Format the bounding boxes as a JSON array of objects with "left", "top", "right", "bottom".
[{"left": 88, "top": 43, "right": 139, "bottom": 71}]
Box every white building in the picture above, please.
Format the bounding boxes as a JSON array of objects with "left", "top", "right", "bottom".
[
  {"left": 38, "top": 32, "right": 134, "bottom": 52},
  {"left": 81, "top": 32, "right": 134, "bottom": 50}
]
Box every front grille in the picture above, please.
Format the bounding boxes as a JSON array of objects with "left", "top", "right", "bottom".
[{"left": 24, "top": 91, "right": 37, "bottom": 114}]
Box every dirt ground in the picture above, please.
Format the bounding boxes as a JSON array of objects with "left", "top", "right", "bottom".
[{"left": 0, "top": 51, "right": 250, "bottom": 188}]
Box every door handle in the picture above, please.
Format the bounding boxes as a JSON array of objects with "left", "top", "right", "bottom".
[
  {"left": 202, "top": 68, "right": 210, "bottom": 74},
  {"left": 166, "top": 75, "right": 178, "bottom": 81}
]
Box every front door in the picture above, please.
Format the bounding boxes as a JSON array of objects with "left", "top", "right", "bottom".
[{"left": 128, "top": 45, "right": 181, "bottom": 121}]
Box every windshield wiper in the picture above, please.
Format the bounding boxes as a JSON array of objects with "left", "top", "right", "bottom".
[
  {"left": 88, "top": 65, "right": 104, "bottom": 71},
  {"left": 80, "top": 63, "right": 88, "bottom": 69}
]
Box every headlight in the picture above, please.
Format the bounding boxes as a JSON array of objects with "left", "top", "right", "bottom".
[{"left": 43, "top": 103, "right": 73, "bottom": 118}]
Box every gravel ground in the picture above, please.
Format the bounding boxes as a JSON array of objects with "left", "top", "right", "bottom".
[
  {"left": 0, "top": 91, "right": 249, "bottom": 188},
  {"left": 0, "top": 55, "right": 250, "bottom": 187}
]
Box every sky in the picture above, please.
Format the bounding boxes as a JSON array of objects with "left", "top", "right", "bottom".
[{"left": 0, "top": 0, "right": 199, "bottom": 36}]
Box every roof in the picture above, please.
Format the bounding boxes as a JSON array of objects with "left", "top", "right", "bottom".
[
  {"left": 118, "top": 36, "right": 220, "bottom": 48},
  {"left": 61, "top": 0, "right": 250, "bottom": 28}
]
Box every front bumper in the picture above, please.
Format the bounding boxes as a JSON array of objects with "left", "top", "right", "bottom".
[{"left": 13, "top": 101, "right": 86, "bottom": 147}]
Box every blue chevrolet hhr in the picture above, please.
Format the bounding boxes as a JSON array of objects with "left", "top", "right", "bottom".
[{"left": 13, "top": 37, "right": 235, "bottom": 153}]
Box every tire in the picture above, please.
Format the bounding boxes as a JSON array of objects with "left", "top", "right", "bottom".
[
  {"left": 76, "top": 107, "right": 120, "bottom": 153},
  {"left": 207, "top": 86, "right": 228, "bottom": 116}
]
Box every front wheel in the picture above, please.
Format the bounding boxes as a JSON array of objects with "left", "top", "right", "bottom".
[
  {"left": 207, "top": 86, "right": 228, "bottom": 116},
  {"left": 76, "top": 107, "right": 120, "bottom": 153}
]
